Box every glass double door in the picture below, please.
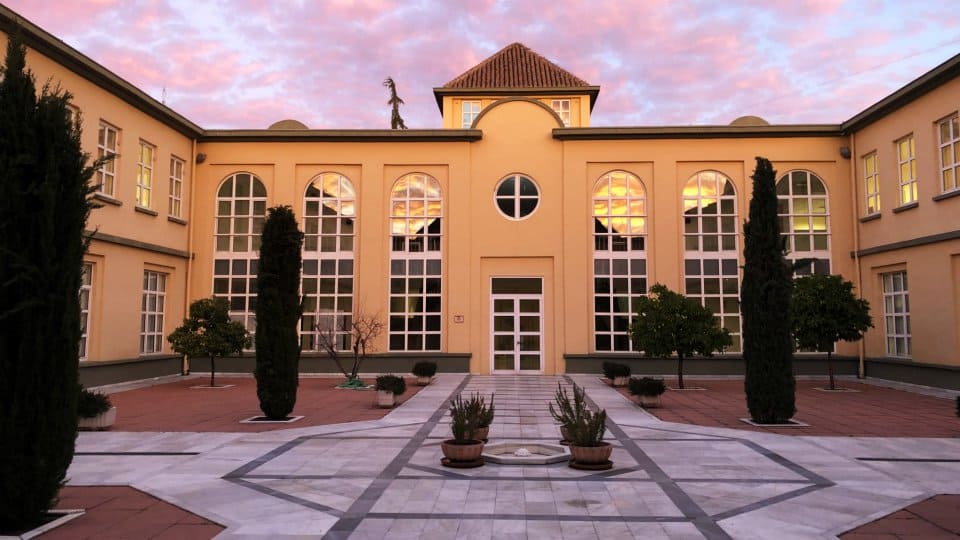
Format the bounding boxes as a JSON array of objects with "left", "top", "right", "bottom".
[{"left": 490, "top": 277, "right": 543, "bottom": 374}]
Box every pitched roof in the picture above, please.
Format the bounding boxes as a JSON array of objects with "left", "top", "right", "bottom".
[{"left": 442, "top": 43, "right": 591, "bottom": 89}]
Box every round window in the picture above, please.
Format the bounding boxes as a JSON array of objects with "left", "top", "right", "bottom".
[{"left": 495, "top": 175, "right": 539, "bottom": 219}]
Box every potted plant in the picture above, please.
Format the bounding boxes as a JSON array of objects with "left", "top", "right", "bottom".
[
  {"left": 628, "top": 376, "right": 666, "bottom": 408},
  {"left": 77, "top": 385, "right": 116, "bottom": 430},
  {"left": 441, "top": 393, "right": 485, "bottom": 467},
  {"left": 374, "top": 374, "right": 406, "bottom": 408},
  {"left": 550, "top": 383, "right": 611, "bottom": 469},
  {"left": 411, "top": 361, "right": 437, "bottom": 386},
  {"left": 601, "top": 361, "right": 631, "bottom": 387},
  {"left": 468, "top": 393, "right": 495, "bottom": 442}
]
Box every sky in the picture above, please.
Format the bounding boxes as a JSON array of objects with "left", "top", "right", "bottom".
[{"left": 6, "top": 0, "right": 960, "bottom": 130}]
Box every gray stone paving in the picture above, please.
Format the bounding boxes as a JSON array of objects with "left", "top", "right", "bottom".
[{"left": 69, "top": 373, "right": 960, "bottom": 539}]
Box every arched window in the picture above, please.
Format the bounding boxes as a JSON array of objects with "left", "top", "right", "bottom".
[
  {"left": 682, "top": 171, "right": 740, "bottom": 351},
  {"left": 301, "top": 173, "right": 356, "bottom": 351},
  {"left": 388, "top": 173, "right": 442, "bottom": 351},
  {"left": 212, "top": 172, "right": 267, "bottom": 334},
  {"left": 592, "top": 171, "right": 647, "bottom": 351},
  {"left": 776, "top": 170, "right": 830, "bottom": 275}
]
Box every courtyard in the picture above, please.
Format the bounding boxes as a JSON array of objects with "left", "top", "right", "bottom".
[{"left": 40, "top": 374, "right": 960, "bottom": 539}]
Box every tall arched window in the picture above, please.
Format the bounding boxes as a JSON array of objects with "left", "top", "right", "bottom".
[
  {"left": 592, "top": 171, "right": 647, "bottom": 351},
  {"left": 213, "top": 172, "right": 267, "bottom": 334},
  {"left": 301, "top": 173, "right": 356, "bottom": 351},
  {"left": 388, "top": 173, "right": 442, "bottom": 351},
  {"left": 683, "top": 171, "right": 740, "bottom": 351},
  {"left": 776, "top": 170, "right": 830, "bottom": 275}
]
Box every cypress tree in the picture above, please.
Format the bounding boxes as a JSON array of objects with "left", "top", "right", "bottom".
[
  {"left": 742, "top": 157, "right": 796, "bottom": 424},
  {"left": 255, "top": 205, "right": 304, "bottom": 419},
  {"left": 0, "top": 35, "right": 98, "bottom": 531}
]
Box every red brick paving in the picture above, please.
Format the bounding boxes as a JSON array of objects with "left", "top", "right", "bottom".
[
  {"left": 617, "top": 379, "right": 959, "bottom": 437},
  {"left": 108, "top": 376, "right": 423, "bottom": 432},
  {"left": 840, "top": 495, "right": 960, "bottom": 539},
  {"left": 43, "top": 486, "right": 223, "bottom": 539}
]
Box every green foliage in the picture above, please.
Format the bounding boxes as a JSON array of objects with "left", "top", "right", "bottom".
[
  {"left": 167, "top": 297, "right": 250, "bottom": 387},
  {"left": 792, "top": 274, "right": 872, "bottom": 390},
  {"left": 472, "top": 393, "right": 495, "bottom": 429},
  {"left": 548, "top": 383, "right": 607, "bottom": 447},
  {"left": 254, "top": 206, "right": 304, "bottom": 419},
  {"left": 601, "top": 361, "right": 630, "bottom": 379},
  {"left": 449, "top": 393, "right": 482, "bottom": 442},
  {"left": 412, "top": 361, "right": 437, "bottom": 378},
  {"left": 742, "top": 157, "right": 796, "bottom": 424},
  {"left": 630, "top": 283, "right": 731, "bottom": 389},
  {"left": 383, "top": 77, "right": 408, "bottom": 129},
  {"left": 0, "top": 34, "right": 98, "bottom": 531},
  {"left": 77, "top": 386, "right": 111, "bottom": 418},
  {"left": 375, "top": 374, "right": 406, "bottom": 395},
  {"left": 628, "top": 377, "right": 666, "bottom": 397}
]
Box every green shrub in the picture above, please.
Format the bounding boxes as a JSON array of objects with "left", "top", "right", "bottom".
[
  {"left": 470, "top": 393, "right": 495, "bottom": 429},
  {"left": 549, "top": 383, "right": 607, "bottom": 447},
  {"left": 449, "top": 393, "right": 482, "bottom": 442},
  {"left": 601, "top": 361, "right": 630, "bottom": 380},
  {"left": 77, "top": 386, "right": 111, "bottom": 418},
  {"left": 628, "top": 377, "right": 666, "bottom": 397},
  {"left": 375, "top": 375, "right": 406, "bottom": 395},
  {"left": 412, "top": 361, "right": 437, "bottom": 378}
]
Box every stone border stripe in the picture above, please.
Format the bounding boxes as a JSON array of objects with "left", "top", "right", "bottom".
[
  {"left": 858, "top": 457, "right": 960, "bottom": 463},
  {"left": 229, "top": 477, "right": 344, "bottom": 517},
  {"left": 710, "top": 484, "right": 823, "bottom": 521},
  {"left": 363, "top": 512, "right": 691, "bottom": 522}
]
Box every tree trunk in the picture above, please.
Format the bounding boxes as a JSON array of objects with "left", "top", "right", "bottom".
[
  {"left": 827, "top": 350, "right": 835, "bottom": 390},
  {"left": 210, "top": 356, "right": 216, "bottom": 387},
  {"left": 677, "top": 354, "right": 685, "bottom": 389}
]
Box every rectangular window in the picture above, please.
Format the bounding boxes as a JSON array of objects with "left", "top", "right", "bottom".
[
  {"left": 136, "top": 141, "right": 155, "bottom": 209},
  {"left": 896, "top": 135, "right": 917, "bottom": 205},
  {"left": 461, "top": 101, "right": 480, "bottom": 128},
  {"left": 96, "top": 121, "right": 119, "bottom": 196},
  {"left": 168, "top": 156, "right": 184, "bottom": 218},
  {"left": 881, "top": 271, "right": 910, "bottom": 358},
  {"left": 938, "top": 114, "right": 959, "bottom": 193},
  {"left": 79, "top": 263, "right": 92, "bottom": 360},
  {"left": 551, "top": 99, "right": 571, "bottom": 127},
  {"left": 140, "top": 270, "right": 166, "bottom": 354},
  {"left": 863, "top": 152, "right": 880, "bottom": 215}
]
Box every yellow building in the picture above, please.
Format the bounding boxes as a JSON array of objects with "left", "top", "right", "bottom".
[{"left": 2, "top": 7, "right": 958, "bottom": 389}]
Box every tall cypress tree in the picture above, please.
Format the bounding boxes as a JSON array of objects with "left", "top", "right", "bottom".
[
  {"left": 742, "top": 157, "right": 796, "bottom": 424},
  {"left": 255, "top": 205, "right": 304, "bottom": 419},
  {"left": 0, "top": 35, "right": 97, "bottom": 531}
]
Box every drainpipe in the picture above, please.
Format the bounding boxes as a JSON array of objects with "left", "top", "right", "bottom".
[
  {"left": 848, "top": 132, "right": 866, "bottom": 379},
  {"left": 182, "top": 136, "right": 199, "bottom": 375}
]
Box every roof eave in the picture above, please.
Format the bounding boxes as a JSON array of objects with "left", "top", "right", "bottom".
[
  {"left": 199, "top": 129, "right": 483, "bottom": 143},
  {"left": 432, "top": 86, "right": 601, "bottom": 113},
  {"left": 552, "top": 125, "right": 844, "bottom": 140}
]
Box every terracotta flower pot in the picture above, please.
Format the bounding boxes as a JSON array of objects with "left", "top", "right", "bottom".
[
  {"left": 441, "top": 439, "right": 484, "bottom": 462},
  {"left": 613, "top": 376, "right": 629, "bottom": 387},
  {"left": 569, "top": 442, "right": 612, "bottom": 464},
  {"left": 470, "top": 426, "right": 490, "bottom": 441},
  {"left": 416, "top": 376, "right": 432, "bottom": 386},
  {"left": 376, "top": 390, "right": 396, "bottom": 408}
]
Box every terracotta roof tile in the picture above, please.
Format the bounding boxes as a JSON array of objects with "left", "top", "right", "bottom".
[{"left": 443, "top": 43, "right": 590, "bottom": 88}]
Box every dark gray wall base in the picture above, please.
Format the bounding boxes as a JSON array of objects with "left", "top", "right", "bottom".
[
  {"left": 79, "top": 355, "right": 183, "bottom": 387},
  {"left": 188, "top": 352, "right": 471, "bottom": 375},
  {"left": 865, "top": 358, "right": 960, "bottom": 390},
  {"left": 564, "top": 354, "right": 859, "bottom": 377}
]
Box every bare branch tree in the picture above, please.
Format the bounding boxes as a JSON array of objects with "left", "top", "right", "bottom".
[{"left": 315, "top": 310, "right": 384, "bottom": 385}]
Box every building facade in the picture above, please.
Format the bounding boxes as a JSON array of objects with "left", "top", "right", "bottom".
[{"left": 2, "top": 7, "right": 958, "bottom": 387}]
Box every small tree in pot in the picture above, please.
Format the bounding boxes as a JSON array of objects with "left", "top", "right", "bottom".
[
  {"left": 601, "top": 361, "right": 631, "bottom": 387},
  {"left": 374, "top": 374, "right": 406, "bottom": 408},
  {"left": 412, "top": 361, "right": 437, "bottom": 386},
  {"left": 628, "top": 377, "right": 666, "bottom": 408},
  {"left": 550, "top": 383, "right": 611, "bottom": 469},
  {"left": 441, "top": 393, "right": 485, "bottom": 467}
]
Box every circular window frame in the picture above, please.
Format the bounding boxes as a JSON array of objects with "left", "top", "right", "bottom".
[{"left": 493, "top": 174, "right": 540, "bottom": 220}]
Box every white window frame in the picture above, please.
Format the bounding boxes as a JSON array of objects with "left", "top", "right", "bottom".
[
  {"left": 136, "top": 140, "right": 155, "bottom": 209},
  {"left": 140, "top": 270, "right": 166, "bottom": 354},
  {"left": 937, "top": 114, "right": 959, "bottom": 194},
  {"left": 683, "top": 171, "right": 741, "bottom": 352},
  {"left": 881, "top": 271, "right": 911, "bottom": 358},
  {"left": 388, "top": 173, "right": 442, "bottom": 352},
  {"left": 551, "top": 99, "right": 571, "bottom": 126},
  {"left": 777, "top": 170, "right": 831, "bottom": 275},
  {"left": 461, "top": 100, "right": 480, "bottom": 128},
  {"left": 168, "top": 156, "right": 185, "bottom": 218},
  {"left": 79, "top": 263, "right": 93, "bottom": 361},
  {"left": 863, "top": 152, "right": 880, "bottom": 215},
  {"left": 96, "top": 121, "right": 118, "bottom": 196},
  {"left": 494, "top": 174, "right": 540, "bottom": 220},
  {"left": 302, "top": 173, "right": 356, "bottom": 352},
  {"left": 592, "top": 171, "right": 647, "bottom": 352},
  {"left": 896, "top": 134, "right": 918, "bottom": 205}
]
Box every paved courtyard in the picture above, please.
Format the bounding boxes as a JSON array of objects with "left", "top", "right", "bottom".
[{"left": 65, "top": 374, "right": 960, "bottom": 539}]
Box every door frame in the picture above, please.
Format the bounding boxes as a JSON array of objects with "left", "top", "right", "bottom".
[{"left": 489, "top": 276, "right": 544, "bottom": 374}]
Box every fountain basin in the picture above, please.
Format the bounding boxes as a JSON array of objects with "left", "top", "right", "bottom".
[{"left": 481, "top": 441, "right": 570, "bottom": 465}]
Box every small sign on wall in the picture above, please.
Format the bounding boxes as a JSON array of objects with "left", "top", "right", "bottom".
[{"left": 454, "top": 315, "right": 464, "bottom": 323}]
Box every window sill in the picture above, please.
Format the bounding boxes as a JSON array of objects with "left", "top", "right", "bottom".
[
  {"left": 859, "top": 213, "right": 881, "bottom": 223},
  {"left": 932, "top": 189, "right": 960, "bottom": 202},
  {"left": 135, "top": 206, "right": 159, "bottom": 217},
  {"left": 92, "top": 192, "right": 122, "bottom": 206},
  {"left": 167, "top": 216, "right": 188, "bottom": 225},
  {"left": 891, "top": 202, "right": 919, "bottom": 214}
]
